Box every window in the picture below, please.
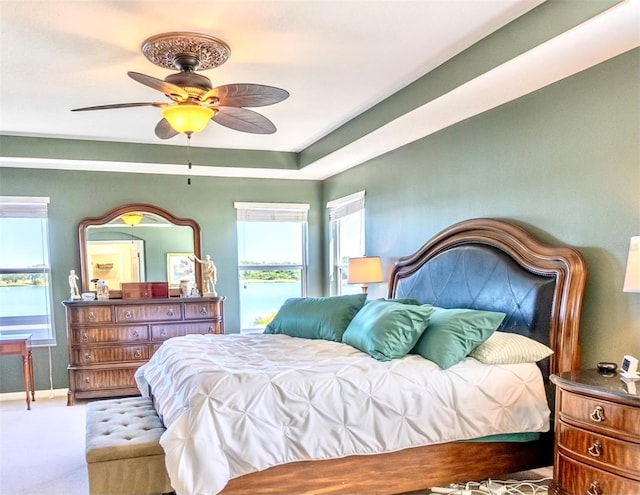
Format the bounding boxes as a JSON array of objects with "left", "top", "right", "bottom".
[
  {"left": 235, "top": 202, "right": 309, "bottom": 331},
  {"left": 0, "top": 197, "right": 55, "bottom": 345},
  {"left": 327, "top": 191, "right": 365, "bottom": 295}
]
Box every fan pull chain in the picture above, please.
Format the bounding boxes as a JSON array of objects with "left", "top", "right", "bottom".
[{"left": 186, "top": 133, "right": 193, "bottom": 185}]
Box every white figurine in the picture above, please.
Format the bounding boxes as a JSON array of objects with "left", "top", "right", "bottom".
[
  {"left": 69, "top": 270, "right": 81, "bottom": 300},
  {"left": 191, "top": 254, "right": 217, "bottom": 296}
]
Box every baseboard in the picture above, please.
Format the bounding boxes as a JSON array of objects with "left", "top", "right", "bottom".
[{"left": 0, "top": 388, "right": 68, "bottom": 402}]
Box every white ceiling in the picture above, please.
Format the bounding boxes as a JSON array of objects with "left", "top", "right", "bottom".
[{"left": 1, "top": 0, "right": 639, "bottom": 180}]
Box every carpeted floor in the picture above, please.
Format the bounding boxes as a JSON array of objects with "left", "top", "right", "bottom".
[
  {"left": 0, "top": 395, "right": 552, "bottom": 495},
  {"left": 0, "top": 395, "right": 88, "bottom": 495}
]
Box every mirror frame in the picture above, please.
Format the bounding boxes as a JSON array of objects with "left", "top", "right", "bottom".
[{"left": 78, "top": 203, "right": 202, "bottom": 298}]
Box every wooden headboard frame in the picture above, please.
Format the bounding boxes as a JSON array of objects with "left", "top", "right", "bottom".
[{"left": 388, "top": 218, "right": 587, "bottom": 375}]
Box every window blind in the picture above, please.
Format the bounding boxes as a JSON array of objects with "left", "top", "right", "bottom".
[
  {"left": 0, "top": 196, "right": 50, "bottom": 218},
  {"left": 234, "top": 202, "right": 309, "bottom": 222},
  {"left": 327, "top": 191, "right": 364, "bottom": 221}
]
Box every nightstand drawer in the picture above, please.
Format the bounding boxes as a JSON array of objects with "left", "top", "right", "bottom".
[
  {"left": 560, "top": 390, "right": 640, "bottom": 439},
  {"left": 556, "top": 452, "right": 640, "bottom": 495},
  {"left": 558, "top": 422, "right": 640, "bottom": 479}
]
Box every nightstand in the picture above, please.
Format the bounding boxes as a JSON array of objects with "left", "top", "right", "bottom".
[{"left": 550, "top": 369, "right": 640, "bottom": 494}]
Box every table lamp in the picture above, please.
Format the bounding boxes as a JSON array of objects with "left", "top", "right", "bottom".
[{"left": 348, "top": 256, "right": 383, "bottom": 294}]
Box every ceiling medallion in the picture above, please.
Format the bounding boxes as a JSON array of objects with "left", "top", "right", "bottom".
[{"left": 141, "top": 32, "right": 231, "bottom": 71}]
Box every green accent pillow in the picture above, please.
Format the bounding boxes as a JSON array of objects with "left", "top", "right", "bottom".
[
  {"left": 342, "top": 300, "right": 435, "bottom": 361},
  {"left": 410, "top": 307, "right": 506, "bottom": 369},
  {"left": 264, "top": 293, "right": 367, "bottom": 341}
]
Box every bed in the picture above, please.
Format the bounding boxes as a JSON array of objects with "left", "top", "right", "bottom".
[{"left": 135, "top": 218, "right": 587, "bottom": 495}]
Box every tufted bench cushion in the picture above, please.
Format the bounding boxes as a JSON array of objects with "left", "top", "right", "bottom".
[{"left": 85, "top": 397, "right": 172, "bottom": 495}]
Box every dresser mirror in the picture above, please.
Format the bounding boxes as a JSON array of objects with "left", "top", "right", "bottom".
[{"left": 78, "top": 204, "right": 202, "bottom": 298}]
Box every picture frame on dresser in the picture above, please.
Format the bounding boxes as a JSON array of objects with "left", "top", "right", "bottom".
[{"left": 166, "top": 252, "right": 196, "bottom": 288}]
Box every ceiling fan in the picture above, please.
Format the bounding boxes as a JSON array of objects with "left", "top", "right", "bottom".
[{"left": 71, "top": 32, "right": 289, "bottom": 139}]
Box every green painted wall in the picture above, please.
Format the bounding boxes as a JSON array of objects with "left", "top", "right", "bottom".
[
  {"left": 323, "top": 48, "right": 640, "bottom": 369},
  {"left": 0, "top": 169, "right": 322, "bottom": 393}
]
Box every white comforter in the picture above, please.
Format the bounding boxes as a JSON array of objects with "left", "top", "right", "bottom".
[{"left": 135, "top": 333, "right": 550, "bottom": 495}]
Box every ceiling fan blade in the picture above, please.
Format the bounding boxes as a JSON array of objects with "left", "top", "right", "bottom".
[
  {"left": 127, "top": 71, "right": 189, "bottom": 101},
  {"left": 71, "top": 102, "right": 166, "bottom": 112},
  {"left": 155, "top": 118, "right": 179, "bottom": 140},
  {"left": 212, "top": 106, "right": 277, "bottom": 134},
  {"left": 202, "top": 84, "right": 289, "bottom": 107}
]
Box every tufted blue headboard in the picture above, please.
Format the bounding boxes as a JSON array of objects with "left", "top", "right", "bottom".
[{"left": 388, "top": 218, "right": 587, "bottom": 378}]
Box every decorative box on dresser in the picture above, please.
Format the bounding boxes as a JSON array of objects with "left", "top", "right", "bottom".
[
  {"left": 62, "top": 296, "right": 224, "bottom": 405},
  {"left": 551, "top": 369, "right": 640, "bottom": 495}
]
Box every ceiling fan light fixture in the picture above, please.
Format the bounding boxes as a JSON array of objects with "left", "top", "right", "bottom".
[{"left": 161, "top": 104, "right": 214, "bottom": 135}]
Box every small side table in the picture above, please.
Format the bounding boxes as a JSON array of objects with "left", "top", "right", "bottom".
[
  {"left": 0, "top": 334, "right": 35, "bottom": 410},
  {"left": 550, "top": 369, "right": 640, "bottom": 494}
]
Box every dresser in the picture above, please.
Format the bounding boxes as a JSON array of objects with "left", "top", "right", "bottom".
[
  {"left": 551, "top": 369, "right": 640, "bottom": 495},
  {"left": 63, "top": 297, "right": 224, "bottom": 405}
]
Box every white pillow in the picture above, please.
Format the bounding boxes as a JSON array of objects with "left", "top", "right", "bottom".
[{"left": 469, "top": 331, "right": 553, "bottom": 364}]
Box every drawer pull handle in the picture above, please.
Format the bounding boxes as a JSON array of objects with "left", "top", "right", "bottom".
[
  {"left": 88, "top": 312, "right": 96, "bottom": 321},
  {"left": 80, "top": 332, "right": 89, "bottom": 343},
  {"left": 160, "top": 329, "right": 167, "bottom": 337},
  {"left": 132, "top": 330, "right": 139, "bottom": 338},
  {"left": 587, "top": 440, "right": 602, "bottom": 457},
  {"left": 586, "top": 481, "right": 601, "bottom": 495},
  {"left": 207, "top": 326, "right": 214, "bottom": 334},
  {"left": 84, "top": 377, "right": 91, "bottom": 384},
  {"left": 590, "top": 406, "right": 605, "bottom": 422},
  {"left": 200, "top": 307, "right": 209, "bottom": 315},
  {"left": 84, "top": 353, "right": 92, "bottom": 362},
  {"left": 124, "top": 311, "right": 133, "bottom": 320},
  {"left": 134, "top": 348, "right": 142, "bottom": 359},
  {"left": 166, "top": 309, "right": 174, "bottom": 317}
]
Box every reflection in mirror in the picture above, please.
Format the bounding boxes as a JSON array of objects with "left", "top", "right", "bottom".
[{"left": 79, "top": 204, "right": 202, "bottom": 298}]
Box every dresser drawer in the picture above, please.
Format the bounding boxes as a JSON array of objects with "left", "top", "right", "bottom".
[
  {"left": 71, "top": 345, "right": 150, "bottom": 365},
  {"left": 71, "top": 325, "right": 148, "bottom": 345},
  {"left": 556, "top": 452, "right": 640, "bottom": 495},
  {"left": 68, "top": 306, "right": 113, "bottom": 324},
  {"left": 151, "top": 321, "right": 219, "bottom": 341},
  {"left": 115, "top": 303, "right": 182, "bottom": 323},
  {"left": 184, "top": 300, "right": 221, "bottom": 320},
  {"left": 560, "top": 390, "right": 640, "bottom": 439},
  {"left": 557, "top": 422, "right": 640, "bottom": 479},
  {"left": 73, "top": 367, "right": 140, "bottom": 392}
]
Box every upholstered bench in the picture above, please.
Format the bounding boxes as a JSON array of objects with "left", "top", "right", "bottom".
[{"left": 85, "top": 397, "right": 173, "bottom": 495}]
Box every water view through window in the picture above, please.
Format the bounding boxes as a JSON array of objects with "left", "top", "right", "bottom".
[{"left": 237, "top": 210, "right": 307, "bottom": 330}]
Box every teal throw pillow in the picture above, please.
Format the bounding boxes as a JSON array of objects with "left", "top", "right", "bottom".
[
  {"left": 410, "top": 307, "right": 506, "bottom": 369},
  {"left": 342, "top": 300, "right": 435, "bottom": 361},
  {"left": 264, "top": 293, "right": 367, "bottom": 341}
]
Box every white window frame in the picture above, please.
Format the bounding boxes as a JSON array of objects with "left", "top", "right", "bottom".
[
  {"left": 327, "top": 191, "right": 365, "bottom": 295},
  {"left": 0, "top": 196, "right": 56, "bottom": 346},
  {"left": 235, "top": 202, "right": 309, "bottom": 331}
]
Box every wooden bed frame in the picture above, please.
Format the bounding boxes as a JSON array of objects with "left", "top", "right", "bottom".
[{"left": 217, "top": 218, "right": 587, "bottom": 495}]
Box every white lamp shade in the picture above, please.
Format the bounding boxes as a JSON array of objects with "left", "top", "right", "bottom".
[
  {"left": 348, "top": 256, "right": 384, "bottom": 284},
  {"left": 623, "top": 236, "right": 640, "bottom": 292}
]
